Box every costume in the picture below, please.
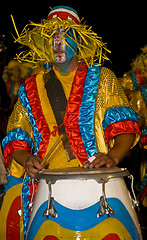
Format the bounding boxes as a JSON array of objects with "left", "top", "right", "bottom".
[
  {"left": 2, "top": 60, "right": 37, "bottom": 110},
  {"left": 119, "top": 46, "right": 147, "bottom": 207},
  {"left": 0, "top": 6, "right": 141, "bottom": 240}
]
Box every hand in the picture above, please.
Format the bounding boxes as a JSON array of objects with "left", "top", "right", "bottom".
[
  {"left": 25, "top": 155, "right": 45, "bottom": 178},
  {"left": 83, "top": 152, "right": 117, "bottom": 169}
]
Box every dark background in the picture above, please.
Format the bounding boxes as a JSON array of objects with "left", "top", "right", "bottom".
[{"left": 0, "top": 0, "right": 146, "bottom": 77}]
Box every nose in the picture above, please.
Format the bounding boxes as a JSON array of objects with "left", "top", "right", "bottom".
[
  {"left": 53, "top": 32, "right": 66, "bottom": 52},
  {"left": 54, "top": 33, "right": 62, "bottom": 50}
]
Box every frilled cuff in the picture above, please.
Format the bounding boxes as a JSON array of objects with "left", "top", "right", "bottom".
[
  {"left": 102, "top": 106, "right": 138, "bottom": 131},
  {"left": 104, "top": 120, "right": 141, "bottom": 148},
  {"left": 2, "top": 128, "right": 34, "bottom": 167},
  {"left": 3, "top": 139, "right": 33, "bottom": 167}
]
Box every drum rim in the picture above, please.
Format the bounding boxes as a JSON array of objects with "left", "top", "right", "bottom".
[
  {"left": 35, "top": 167, "right": 130, "bottom": 184},
  {"left": 37, "top": 167, "right": 126, "bottom": 175}
]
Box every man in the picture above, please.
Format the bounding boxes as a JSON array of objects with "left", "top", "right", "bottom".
[{"left": 0, "top": 6, "right": 140, "bottom": 239}]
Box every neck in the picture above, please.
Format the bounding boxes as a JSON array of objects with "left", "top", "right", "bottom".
[{"left": 53, "top": 55, "right": 79, "bottom": 76}]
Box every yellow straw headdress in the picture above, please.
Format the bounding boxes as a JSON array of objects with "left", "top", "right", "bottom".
[{"left": 11, "top": 8, "right": 110, "bottom": 67}]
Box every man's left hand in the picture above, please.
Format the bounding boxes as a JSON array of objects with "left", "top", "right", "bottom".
[{"left": 83, "top": 152, "right": 117, "bottom": 168}]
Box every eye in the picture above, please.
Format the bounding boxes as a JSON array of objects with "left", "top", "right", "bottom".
[{"left": 67, "top": 16, "right": 72, "bottom": 21}]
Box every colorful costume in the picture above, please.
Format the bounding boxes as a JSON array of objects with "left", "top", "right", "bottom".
[
  {"left": 0, "top": 6, "right": 141, "bottom": 240},
  {"left": 119, "top": 46, "right": 147, "bottom": 207},
  {"left": 2, "top": 60, "right": 36, "bottom": 109}
]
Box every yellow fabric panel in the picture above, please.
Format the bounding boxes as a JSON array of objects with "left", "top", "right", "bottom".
[
  {"left": 36, "top": 71, "right": 82, "bottom": 169},
  {"left": 94, "top": 67, "right": 137, "bottom": 152},
  {"left": 53, "top": 67, "right": 76, "bottom": 99},
  {"left": 7, "top": 98, "right": 34, "bottom": 142}
]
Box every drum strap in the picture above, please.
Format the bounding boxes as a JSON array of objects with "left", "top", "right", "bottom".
[
  {"left": 45, "top": 69, "right": 76, "bottom": 161},
  {"left": 45, "top": 69, "right": 67, "bottom": 134}
]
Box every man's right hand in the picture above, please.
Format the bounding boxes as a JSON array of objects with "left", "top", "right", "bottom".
[
  {"left": 11, "top": 150, "right": 45, "bottom": 178},
  {"left": 25, "top": 156, "right": 45, "bottom": 178}
]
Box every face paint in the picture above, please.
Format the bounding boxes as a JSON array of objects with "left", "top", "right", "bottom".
[
  {"left": 53, "top": 29, "right": 66, "bottom": 63},
  {"left": 66, "top": 29, "right": 78, "bottom": 62},
  {"left": 53, "top": 28, "right": 78, "bottom": 64}
]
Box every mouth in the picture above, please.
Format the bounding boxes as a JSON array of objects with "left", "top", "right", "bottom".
[
  {"left": 54, "top": 51, "right": 66, "bottom": 56},
  {"left": 55, "top": 51, "right": 63, "bottom": 54}
]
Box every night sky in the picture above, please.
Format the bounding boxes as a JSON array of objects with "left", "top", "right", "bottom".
[{"left": 0, "top": 0, "right": 146, "bottom": 77}]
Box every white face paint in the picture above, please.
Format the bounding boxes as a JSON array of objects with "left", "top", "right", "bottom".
[
  {"left": 53, "top": 28, "right": 78, "bottom": 64},
  {"left": 53, "top": 29, "right": 66, "bottom": 63}
]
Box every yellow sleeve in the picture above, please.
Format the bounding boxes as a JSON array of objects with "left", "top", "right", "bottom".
[
  {"left": 5, "top": 99, "right": 34, "bottom": 177},
  {"left": 7, "top": 98, "right": 34, "bottom": 140},
  {"left": 95, "top": 67, "right": 140, "bottom": 151}
]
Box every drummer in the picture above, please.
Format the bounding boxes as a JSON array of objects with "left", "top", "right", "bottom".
[
  {"left": 0, "top": 6, "right": 141, "bottom": 239},
  {"left": 2, "top": 5, "right": 141, "bottom": 179}
]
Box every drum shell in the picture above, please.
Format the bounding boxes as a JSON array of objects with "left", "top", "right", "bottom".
[{"left": 27, "top": 176, "right": 142, "bottom": 240}]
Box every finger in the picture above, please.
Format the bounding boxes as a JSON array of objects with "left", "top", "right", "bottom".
[
  {"left": 27, "top": 171, "right": 36, "bottom": 179},
  {"left": 83, "top": 161, "right": 90, "bottom": 168},
  {"left": 90, "top": 154, "right": 109, "bottom": 168},
  {"left": 26, "top": 166, "right": 41, "bottom": 179},
  {"left": 90, "top": 158, "right": 107, "bottom": 168},
  {"left": 32, "top": 158, "right": 44, "bottom": 171},
  {"left": 106, "top": 159, "right": 114, "bottom": 168}
]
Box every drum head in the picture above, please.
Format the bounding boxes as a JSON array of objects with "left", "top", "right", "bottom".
[{"left": 36, "top": 167, "right": 130, "bottom": 183}]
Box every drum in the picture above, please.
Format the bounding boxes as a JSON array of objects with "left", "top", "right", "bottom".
[{"left": 26, "top": 167, "right": 142, "bottom": 240}]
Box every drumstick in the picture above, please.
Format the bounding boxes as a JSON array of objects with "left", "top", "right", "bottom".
[{"left": 41, "top": 134, "right": 63, "bottom": 166}]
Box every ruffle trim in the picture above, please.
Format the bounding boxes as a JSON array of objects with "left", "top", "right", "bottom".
[
  {"left": 2, "top": 128, "right": 34, "bottom": 149},
  {"left": 79, "top": 65, "right": 101, "bottom": 158},
  {"left": 18, "top": 79, "right": 42, "bottom": 156},
  {"left": 22, "top": 175, "right": 31, "bottom": 238},
  {"left": 102, "top": 106, "right": 138, "bottom": 131},
  {"left": 104, "top": 120, "right": 141, "bottom": 146},
  {"left": 2, "top": 128, "right": 34, "bottom": 167},
  {"left": 18, "top": 75, "right": 51, "bottom": 159},
  {"left": 64, "top": 61, "right": 89, "bottom": 163},
  {"left": 18, "top": 74, "right": 51, "bottom": 238},
  {"left": 3, "top": 140, "right": 32, "bottom": 167}
]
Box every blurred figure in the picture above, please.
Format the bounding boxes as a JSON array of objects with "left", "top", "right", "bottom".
[
  {"left": 119, "top": 46, "right": 147, "bottom": 207},
  {"left": 2, "top": 60, "right": 35, "bottom": 108}
]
